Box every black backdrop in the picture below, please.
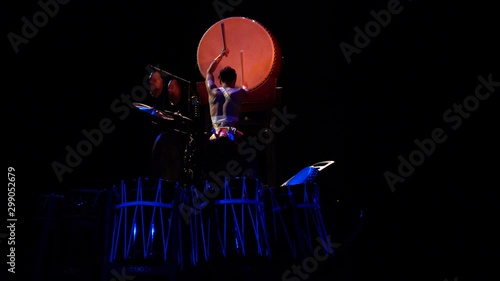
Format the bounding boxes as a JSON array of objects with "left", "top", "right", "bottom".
[{"left": 4, "top": 0, "right": 499, "bottom": 280}]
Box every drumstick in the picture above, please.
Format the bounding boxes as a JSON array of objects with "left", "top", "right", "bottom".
[
  {"left": 221, "top": 22, "right": 227, "bottom": 51},
  {"left": 240, "top": 50, "right": 245, "bottom": 87}
]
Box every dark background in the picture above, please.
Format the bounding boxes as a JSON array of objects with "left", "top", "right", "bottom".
[{"left": 4, "top": 0, "right": 498, "bottom": 280}]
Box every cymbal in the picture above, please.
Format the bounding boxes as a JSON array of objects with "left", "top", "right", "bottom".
[{"left": 133, "top": 102, "right": 175, "bottom": 121}]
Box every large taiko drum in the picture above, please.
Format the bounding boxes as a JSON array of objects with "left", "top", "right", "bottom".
[{"left": 196, "top": 17, "right": 282, "bottom": 109}]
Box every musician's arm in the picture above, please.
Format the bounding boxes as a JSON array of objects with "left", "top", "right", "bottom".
[{"left": 205, "top": 51, "right": 226, "bottom": 96}]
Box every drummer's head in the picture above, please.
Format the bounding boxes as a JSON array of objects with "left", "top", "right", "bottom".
[{"left": 218, "top": 66, "right": 237, "bottom": 87}]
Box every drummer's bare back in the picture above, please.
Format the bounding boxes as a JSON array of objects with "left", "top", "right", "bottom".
[{"left": 209, "top": 87, "right": 246, "bottom": 122}]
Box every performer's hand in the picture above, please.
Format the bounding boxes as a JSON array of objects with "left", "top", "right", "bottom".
[
  {"left": 222, "top": 48, "right": 230, "bottom": 57},
  {"left": 214, "top": 52, "right": 224, "bottom": 62}
]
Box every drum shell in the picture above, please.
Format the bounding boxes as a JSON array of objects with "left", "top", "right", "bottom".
[{"left": 151, "top": 130, "right": 194, "bottom": 183}]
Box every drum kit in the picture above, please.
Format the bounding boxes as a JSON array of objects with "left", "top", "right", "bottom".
[{"left": 108, "top": 17, "right": 335, "bottom": 276}]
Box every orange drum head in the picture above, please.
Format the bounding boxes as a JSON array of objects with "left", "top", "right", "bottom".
[{"left": 197, "top": 17, "right": 281, "bottom": 91}]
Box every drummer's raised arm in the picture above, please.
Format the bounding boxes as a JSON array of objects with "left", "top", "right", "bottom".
[{"left": 206, "top": 50, "right": 229, "bottom": 95}]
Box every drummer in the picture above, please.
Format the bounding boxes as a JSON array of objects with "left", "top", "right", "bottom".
[
  {"left": 204, "top": 49, "right": 249, "bottom": 176},
  {"left": 205, "top": 48, "right": 248, "bottom": 142}
]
